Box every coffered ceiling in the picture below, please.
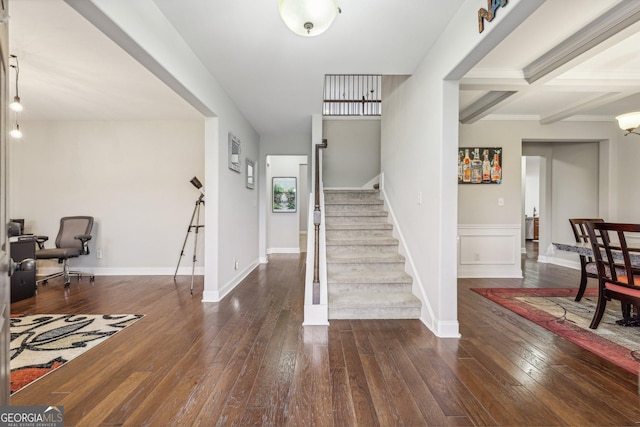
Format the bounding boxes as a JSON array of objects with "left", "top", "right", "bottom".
[{"left": 7, "top": 0, "right": 640, "bottom": 134}]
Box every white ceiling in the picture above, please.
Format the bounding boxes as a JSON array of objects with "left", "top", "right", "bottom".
[{"left": 8, "top": 0, "right": 640, "bottom": 134}]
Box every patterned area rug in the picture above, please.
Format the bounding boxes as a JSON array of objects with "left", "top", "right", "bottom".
[
  {"left": 10, "top": 314, "right": 144, "bottom": 394},
  {"left": 472, "top": 288, "right": 640, "bottom": 375}
]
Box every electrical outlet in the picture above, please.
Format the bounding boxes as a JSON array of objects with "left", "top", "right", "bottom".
[
  {"left": 96, "top": 250, "right": 103, "bottom": 259},
  {"left": 498, "top": 197, "right": 504, "bottom": 206},
  {"left": 233, "top": 257, "right": 239, "bottom": 270}
]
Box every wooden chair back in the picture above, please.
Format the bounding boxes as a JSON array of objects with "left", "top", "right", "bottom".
[{"left": 584, "top": 221, "right": 640, "bottom": 328}]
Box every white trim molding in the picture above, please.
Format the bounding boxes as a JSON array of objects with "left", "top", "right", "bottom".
[{"left": 457, "top": 224, "right": 523, "bottom": 278}]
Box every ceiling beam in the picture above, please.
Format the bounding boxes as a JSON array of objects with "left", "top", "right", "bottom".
[
  {"left": 523, "top": 1, "right": 640, "bottom": 84},
  {"left": 539, "top": 92, "right": 628, "bottom": 124},
  {"left": 459, "top": 91, "right": 517, "bottom": 124}
]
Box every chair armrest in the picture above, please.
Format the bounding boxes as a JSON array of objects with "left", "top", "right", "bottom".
[
  {"left": 75, "top": 234, "right": 92, "bottom": 255},
  {"left": 35, "top": 235, "right": 49, "bottom": 250}
]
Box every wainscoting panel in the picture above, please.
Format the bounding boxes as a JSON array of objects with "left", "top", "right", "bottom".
[{"left": 458, "top": 224, "right": 522, "bottom": 278}]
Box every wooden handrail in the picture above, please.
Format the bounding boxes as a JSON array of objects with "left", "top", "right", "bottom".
[{"left": 313, "top": 139, "right": 328, "bottom": 304}]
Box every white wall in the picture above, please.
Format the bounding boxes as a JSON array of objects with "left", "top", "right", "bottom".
[
  {"left": 322, "top": 119, "right": 380, "bottom": 188},
  {"left": 380, "top": 0, "right": 545, "bottom": 338},
  {"left": 10, "top": 119, "right": 204, "bottom": 274}
]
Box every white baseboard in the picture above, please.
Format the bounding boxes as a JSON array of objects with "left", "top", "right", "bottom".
[
  {"left": 202, "top": 260, "right": 259, "bottom": 302},
  {"left": 268, "top": 248, "right": 300, "bottom": 254},
  {"left": 36, "top": 266, "right": 205, "bottom": 276}
]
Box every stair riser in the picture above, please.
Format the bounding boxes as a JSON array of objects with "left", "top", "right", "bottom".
[
  {"left": 329, "top": 306, "right": 422, "bottom": 320},
  {"left": 324, "top": 205, "right": 387, "bottom": 216},
  {"left": 326, "top": 229, "right": 393, "bottom": 239},
  {"left": 326, "top": 245, "right": 399, "bottom": 255},
  {"left": 325, "top": 214, "right": 388, "bottom": 222},
  {"left": 324, "top": 193, "right": 381, "bottom": 203},
  {"left": 327, "top": 262, "right": 406, "bottom": 274},
  {"left": 329, "top": 282, "right": 413, "bottom": 293}
]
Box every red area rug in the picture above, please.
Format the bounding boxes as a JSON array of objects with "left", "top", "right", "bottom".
[
  {"left": 10, "top": 314, "right": 143, "bottom": 394},
  {"left": 472, "top": 287, "right": 640, "bottom": 375}
]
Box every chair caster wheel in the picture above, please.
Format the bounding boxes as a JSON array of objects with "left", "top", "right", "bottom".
[
  {"left": 64, "top": 282, "right": 70, "bottom": 287},
  {"left": 90, "top": 275, "right": 95, "bottom": 282}
]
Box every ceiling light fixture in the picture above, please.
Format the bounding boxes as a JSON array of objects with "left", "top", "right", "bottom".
[
  {"left": 9, "top": 54, "right": 23, "bottom": 112},
  {"left": 616, "top": 112, "right": 640, "bottom": 136},
  {"left": 278, "top": 0, "right": 341, "bottom": 37},
  {"left": 10, "top": 123, "right": 22, "bottom": 139}
]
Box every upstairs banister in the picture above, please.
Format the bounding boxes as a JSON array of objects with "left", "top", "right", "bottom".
[{"left": 313, "top": 139, "right": 328, "bottom": 304}]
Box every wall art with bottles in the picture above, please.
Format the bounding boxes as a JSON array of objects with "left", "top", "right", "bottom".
[{"left": 458, "top": 147, "right": 502, "bottom": 184}]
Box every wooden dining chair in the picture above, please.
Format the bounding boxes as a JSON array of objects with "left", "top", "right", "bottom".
[
  {"left": 569, "top": 218, "right": 604, "bottom": 301},
  {"left": 584, "top": 221, "right": 640, "bottom": 329}
]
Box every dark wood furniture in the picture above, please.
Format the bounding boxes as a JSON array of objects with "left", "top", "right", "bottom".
[
  {"left": 10, "top": 236, "right": 36, "bottom": 303},
  {"left": 569, "top": 218, "right": 604, "bottom": 301},
  {"left": 585, "top": 221, "right": 640, "bottom": 329}
]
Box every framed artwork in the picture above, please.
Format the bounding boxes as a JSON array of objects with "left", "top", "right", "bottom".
[
  {"left": 458, "top": 147, "right": 502, "bottom": 184},
  {"left": 246, "top": 159, "right": 255, "bottom": 189},
  {"left": 272, "top": 177, "right": 296, "bottom": 213},
  {"left": 228, "top": 133, "right": 241, "bottom": 173}
]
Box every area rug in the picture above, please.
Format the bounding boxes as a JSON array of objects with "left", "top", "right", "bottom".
[
  {"left": 471, "top": 288, "right": 640, "bottom": 375},
  {"left": 10, "top": 314, "right": 144, "bottom": 394}
]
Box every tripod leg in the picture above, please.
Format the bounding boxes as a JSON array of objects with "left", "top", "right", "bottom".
[
  {"left": 174, "top": 201, "right": 199, "bottom": 279},
  {"left": 190, "top": 201, "right": 202, "bottom": 295}
]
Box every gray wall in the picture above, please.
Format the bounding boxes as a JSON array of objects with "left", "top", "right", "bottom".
[
  {"left": 10, "top": 119, "right": 205, "bottom": 274},
  {"left": 322, "top": 119, "right": 380, "bottom": 188}
]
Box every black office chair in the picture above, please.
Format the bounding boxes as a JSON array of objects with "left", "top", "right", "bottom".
[{"left": 36, "top": 216, "right": 95, "bottom": 287}]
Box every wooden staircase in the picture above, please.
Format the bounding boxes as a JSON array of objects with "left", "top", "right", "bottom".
[{"left": 324, "top": 189, "right": 421, "bottom": 319}]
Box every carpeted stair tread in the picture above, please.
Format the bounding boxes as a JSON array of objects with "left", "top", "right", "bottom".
[
  {"left": 327, "top": 253, "right": 406, "bottom": 263},
  {"left": 328, "top": 270, "right": 413, "bottom": 284},
  {"left": 325, "top": 210, "right": 388, "bottom": 217},
  {"left": 329, "top": 291, "right": 421, "bottom": 307},
  {"left": 326, "top": 223, "right": 393, "bottom": 230},
  {"left": 326, "top": 236, "right": 399, "bottom": 245},
  {"left": 325, "top": 199, "right": 384, "bottom": 206},
  {"left": 324, "top": 189, "right": 420, "bottom": 320}
]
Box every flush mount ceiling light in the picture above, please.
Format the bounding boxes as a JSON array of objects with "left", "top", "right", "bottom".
[
  {"left": 616, "top": 112, "right": 640, "bottom": 136},
  {"left": 278, "top": 0, "right": 341, "bottom": 37}
]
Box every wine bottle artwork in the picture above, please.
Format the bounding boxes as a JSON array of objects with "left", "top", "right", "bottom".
[{"left": 457, "top": 147, "right": 502, "bottom": 184}]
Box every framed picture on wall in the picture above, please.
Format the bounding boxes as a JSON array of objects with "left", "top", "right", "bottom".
[
  {"left": 272, "top": 177, "right": 297, "bottom": 213},
  {"left": 458, "top": 147, "right": 502, "bottom": 184}
]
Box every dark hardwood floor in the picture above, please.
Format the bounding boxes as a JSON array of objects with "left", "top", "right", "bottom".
[{"left": 10, "top": 244, "right": 640, "bottom": 426}]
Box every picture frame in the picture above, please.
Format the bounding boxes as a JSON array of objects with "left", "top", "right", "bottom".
[
  {"left": 246, "top": 159, "right": 255, "bottom": 189},
  {"left": 458, "top": 147, "right": 502, "bottom": 184},
  {"left": 272, "top": 177, "right": 296, "bottom": 213},
  {"left": 228, "top": 132, "right": 241, "bottom": 173}
]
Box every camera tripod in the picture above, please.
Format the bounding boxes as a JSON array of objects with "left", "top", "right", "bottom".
[{"left": 174, "top": 193, "right": 204, "bottom": 294}]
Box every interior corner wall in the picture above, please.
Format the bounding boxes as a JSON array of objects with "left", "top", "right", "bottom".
[
  {"left": 9, "top": 119, "right": 204, "bottom": 274},
  {"left": 322, "top": 119, "right": 380, "bottom": 188}
]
